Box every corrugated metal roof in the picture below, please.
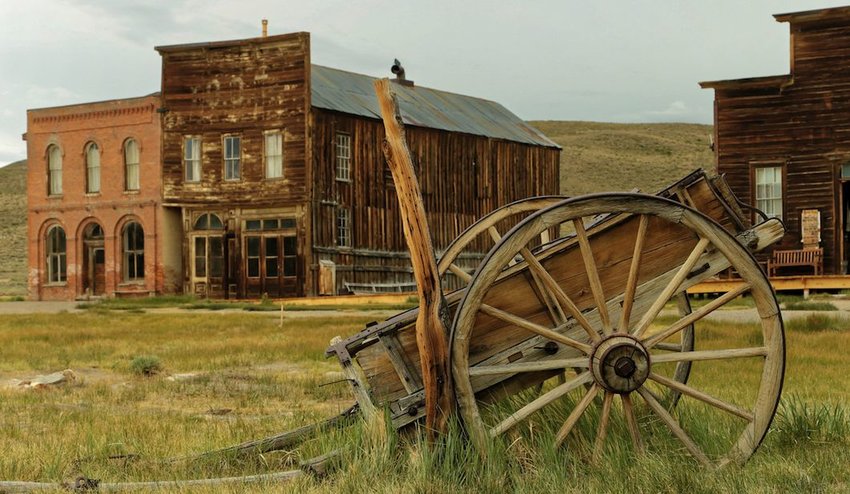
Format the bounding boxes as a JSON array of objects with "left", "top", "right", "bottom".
[{"left": 311, "top": 65, "right": 560, "bottom": 148}]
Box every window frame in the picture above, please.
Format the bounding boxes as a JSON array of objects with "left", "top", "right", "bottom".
[
  {"left": 335, "top": 132, "right": 351, "bottom": 182},
  {"left": 264, "top": 130, "right": 284, "bottom": 179},
  {"left": 124, "top": 138, "right": 140, "bottom": 192},
  {"left": 337, "top": 207, "right": 351, "bottom": 248},
  {"left": 223, "top": 134, "right": 242, "bottom": 181},
  {"left": 122, "top": 221, "right": 145, "bottom": 283},
  {"left": 751, "top": 163, "right": 785, "bottom": 222},
  {"left": 85, "top": 141, "right": 101, "bottom": 194},
  {"left": 45, "top": 225, "right": 67, "bottom": 284},
  {"left": 183, "top": 136, "right": 202, "bottom": 183},
  {"left": 47, "top": 144, "right": 63, "bottom": 196}
]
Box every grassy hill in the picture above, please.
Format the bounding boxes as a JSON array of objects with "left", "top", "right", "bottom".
[
  {"left": 0, "top": 122, "right": 713, "bottom": 297},
  {"left": 0, "top": 160, "right": 27, "bottom": 296},
  {"left": 529, "top": 121, "right": 714, "bottom": 197}
]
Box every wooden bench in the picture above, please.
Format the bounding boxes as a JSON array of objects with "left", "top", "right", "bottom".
[{"left": 767, "top": 248, "right": 823, "bottom": 277}]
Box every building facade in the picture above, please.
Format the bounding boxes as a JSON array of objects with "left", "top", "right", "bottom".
[
  {"left": 25, "top": 95, "right": 182, "bottom": 300},
  {"left": 701, "top": 6, "right": 850, "bottom": 274},
  {"left": 26, "top": 31, "right": 560, "bottom": 300}
]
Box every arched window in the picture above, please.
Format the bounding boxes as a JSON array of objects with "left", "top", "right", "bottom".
[
  {"left": 123, "top": 222, "right": 144, "bottom": 281},
  {"left": 193, "top": 213, "right": 223, "bottom": 230},
  {"left": 85, "top": 142, "right": 101, "bottom": 193},
  {"left": 124, "top": 139, "right": 140, "bottom": 191},
  {"left": 45, "top": 225, "right": 66, "bottom": 283},
  {"left": 47, "top": 145, "right": 62, "bottom": 195}
]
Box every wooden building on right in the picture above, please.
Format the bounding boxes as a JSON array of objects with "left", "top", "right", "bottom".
[{"left": 700, "top": 6, "right": 850, "bottom": 276}]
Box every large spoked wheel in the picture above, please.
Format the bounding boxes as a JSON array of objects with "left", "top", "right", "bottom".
[
  {"left": 451, "top": 194, "right": 784, "bottom": 466},
  {"left": 438, "top": 196, "right": 568, "bottom": 292}
]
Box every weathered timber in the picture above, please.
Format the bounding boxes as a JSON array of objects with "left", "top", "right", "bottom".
[{"left": 374, "top": 78, "right": 454, "bottom": 437}]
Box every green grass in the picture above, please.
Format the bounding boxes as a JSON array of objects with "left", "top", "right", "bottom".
[
  {"left": 77, "top": 295, "right": 417, "bottom": 313},
  {"left": 0, "top": 312, "right": 847, "bottom": 492}
]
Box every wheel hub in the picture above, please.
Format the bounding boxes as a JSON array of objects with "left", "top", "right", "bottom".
[{"left": 591, "top": 334, "right": 650, "bottom": 394}]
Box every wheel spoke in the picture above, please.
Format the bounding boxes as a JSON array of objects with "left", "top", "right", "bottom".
[
  {"left": 521, "top": 247, "right": 567, "bottom": 325},
  {"left": 554, "top": 383, "right": 600, "bottom": 447},
  {"left": 517, "top": 249, "right": 600, "bottom": 343},
  {"left": 593, "top": 391, "right": 614, "bottom": 462},
  {"left": 448, "top": 263, "right": 472, "bottom": 283},
  {"left": 644, "top": 284, "right": 751, "bottom": 349},
  {"left": 480, "top": 304, "right": 592, "bottom": 354},
  {"left": 491, "top": 372, "right": 593, "bottom": 437},
  {"left": 651, "top": 347, "right": 767, "bottom": 364},
  {"left": 469, "top": 357, "right": 588, "bottom": 376},
  {"left": 621, "top": 394, "right": 644, "bottom": 454},
  {"left": 633, "top": 237, "right": 711, "bottom": 338},
  {"left": 653, "top": 342, "right": 683, "bottom": 352},
  {"left": 573, "top": 219, "right": 612, "bottom": 334},
  {"left": 637, "top": 387, "right": 711, "bottom": 466},
  {"left": 619, "top": 214, "right": 649, "bottom": 333},
  {"left": 487, "top": 226, "right": 502, "bottom": 243},
  {"left": 649, "top": 373, "right": 754, "bottom": 421}
]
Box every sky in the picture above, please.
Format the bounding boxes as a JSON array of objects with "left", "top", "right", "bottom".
[{"left": 1, "top": 0, "right": 849, "bottom": 166}]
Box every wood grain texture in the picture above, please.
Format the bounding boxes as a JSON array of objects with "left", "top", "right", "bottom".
[{"left": 374, "top": 78, "right": 453, "bottom": 437}]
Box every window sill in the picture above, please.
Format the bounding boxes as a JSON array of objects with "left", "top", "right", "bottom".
[
  {"left": 335, "top": 178, "right": 352, "bottom": 183},
  {"left": 43, "top": 282, "right": 67, "bottom": 287},
  {"left": 265, "top": 176, "right": 286, "bottom": 182},
  {"left": 118, "top": 281, "right": 145, "bottom": 287},
  {"left": 85, "top": 192, "right": 101, "bottom": 198},
  {"left": 47, "top": 194, "right": 64, "bottom": 200},
  {"left": 123, "top": 190, "right": 140, "bottom": 195}
]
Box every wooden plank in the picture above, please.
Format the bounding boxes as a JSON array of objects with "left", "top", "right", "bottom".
[{"left": 375, "top": 78, "right": 453, "bottom": 437}]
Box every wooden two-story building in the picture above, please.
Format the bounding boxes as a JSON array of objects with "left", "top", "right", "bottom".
[
  {"left": 156, "top": 31, "right": 561, "bottom": 298},
  {"left": 701, "top": 6, "right": 850, "bottom": 275}
]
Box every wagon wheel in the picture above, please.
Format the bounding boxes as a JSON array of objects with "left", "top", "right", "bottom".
[
  {"left": 451, "top": 194, "right": 784, "bottom": 465},
  {"left": 437, "top": 196, "right": 567, "bottom": 292},
  {"left": 440, "top": 196, "right": 695, "bottom": 402}
]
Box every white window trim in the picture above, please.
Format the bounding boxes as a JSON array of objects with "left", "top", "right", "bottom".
[
  {"left": 753, "top": 164, "right": 783, "bottom": 221},
  {"left": 124, "top": 138, "right": 140, "bottom": 192},
  {"left": 337, "top": 207, "right": 351, "bottom": 248},
  {"left": 223, "top": 134, "right": 242, "bottom": 181},
  {"left": 47, "top": 145, "right": 63, "bottom": 196},
  {"left": 183, "top": 136, "right": 202, "bottom": 183},
  {"left": 264, "top": 130, "right": 284, "bottom": 179},
  {"left": 85, "top": 142, "right": 101, "bottom": 194},
  {"left": 335, "top": 132, "right": 351, "bottom": 182}
]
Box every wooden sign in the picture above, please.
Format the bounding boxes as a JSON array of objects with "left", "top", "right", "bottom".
[{"left": 801, "top": 209, "right": 821, "bottom": 248}]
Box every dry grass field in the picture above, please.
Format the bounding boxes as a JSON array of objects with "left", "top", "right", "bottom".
[
  {"left": 0, "top": 308, "right": 847, "bottom": 492},
  {"left": 0, "top": 160, "right": 26, "bottom": 296},
  {"left": 529, "top": 121, "right": 714, "bottom": 197}
]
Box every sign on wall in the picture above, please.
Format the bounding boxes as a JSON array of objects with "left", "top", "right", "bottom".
[{"left": 801, "top": 209, "right": 821, "bottom": 248}]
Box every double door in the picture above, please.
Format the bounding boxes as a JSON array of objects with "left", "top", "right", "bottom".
[{"left": 245, "top": 234, "right": 299, "bottom": 297}]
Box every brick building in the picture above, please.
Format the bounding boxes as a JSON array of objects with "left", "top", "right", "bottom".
[{"left": 25, "top": 95, "right": 182, "bottom": 300}]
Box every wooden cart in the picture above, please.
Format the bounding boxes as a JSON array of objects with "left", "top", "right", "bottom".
[{"left": 327, "top": 83, "right": 786, "bottom": 467}]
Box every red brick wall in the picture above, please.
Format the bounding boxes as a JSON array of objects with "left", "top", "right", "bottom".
[{"left": 25, "top": 95, "right": 173, "bottom": 300}]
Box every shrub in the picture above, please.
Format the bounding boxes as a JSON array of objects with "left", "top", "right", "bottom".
[
  {"left": 784, "top": 301, "right": 838, "bottom": 311},
  {"left": 786, "top": 314, "right": 850, "bottom": 332},
  {"left": 129, "top": 355, "right": 163, "bottom": 376}
]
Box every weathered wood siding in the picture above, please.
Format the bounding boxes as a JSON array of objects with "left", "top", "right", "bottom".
[
  {"left": 310, "top": 109, "right": 560, "bottom": 293},
  {"left": 157, "top": 33, "right": 313, "bottom": 297},
  {"left": 710, "top": 18, "right": 850, "bottom": 274},
  {"left": 159, "top": 33, "right": 310, "bottom": 206}
]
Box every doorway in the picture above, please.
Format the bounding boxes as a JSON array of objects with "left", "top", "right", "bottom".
[
  {"left": 842, "top": 181, "right": 850, "bottom": 274},
  {"left": 82, "top": 223, "right": 105, "bottom": 296}
]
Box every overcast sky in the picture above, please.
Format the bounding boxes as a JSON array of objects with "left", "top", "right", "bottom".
[{"left": 1, "top": 0, "right": 848, "bottom": 166}]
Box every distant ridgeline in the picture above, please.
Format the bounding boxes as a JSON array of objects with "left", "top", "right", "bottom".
[{"left": 0, "top": 160, "right": 27, "bottom": 296}]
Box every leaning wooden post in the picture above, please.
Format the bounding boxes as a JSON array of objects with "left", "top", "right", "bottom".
[{"left": 374, "top": 78, "right": 454, "bottom": 438}]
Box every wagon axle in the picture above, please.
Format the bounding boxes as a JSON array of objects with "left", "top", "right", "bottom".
[{"left": 591, "top": 334, "right": 650, "bottom": 394}]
